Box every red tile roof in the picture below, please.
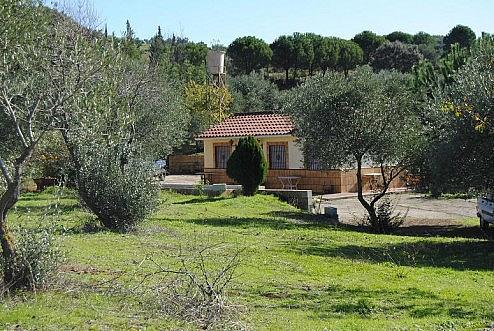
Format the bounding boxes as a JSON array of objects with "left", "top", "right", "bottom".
[{"left": 197, "top": 112, "right": 294, "bottom": 139}]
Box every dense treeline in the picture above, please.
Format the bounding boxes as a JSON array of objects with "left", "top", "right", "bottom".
[{"left": 112, "top": 21, "right": 480, "bottom": 85}]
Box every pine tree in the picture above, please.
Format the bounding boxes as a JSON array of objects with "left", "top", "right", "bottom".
[
  {"left": 121, "top": 20, "right": 140, "bottom": 59},
  {"left": 125, "top": 20, "right": 134, "bottom": 41},
  {"left": 149, "top": 26, "right": 165, "bottom": 67}
]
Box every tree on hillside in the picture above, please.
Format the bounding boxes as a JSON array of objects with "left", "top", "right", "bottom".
[
  {"left": 227, "top": 36, "right": 272, "bottom": 74},
  {"left": 443, "top": 25, "right": 476, "bottom": 51},
  {"left": 352, "top": 30, "right": 387, "bottom": 63},
  {"left": 337, "top": 40, "right": 364, "bottom": 76},
  {"left": 271, "top": 35, "right": 296, "bottom": 81},
  {"left": 184, "top": 42, "right": 208, "bottom": 66},
  {"left": 372, "top": 41, "right": 423, "bottom": 73},
  {"left": 413, "top": 31, "right": 435, "bottom": 45},
  {"left": 121, "top": 20, "right": 141, "bottom": 59},
  {"left": 228, "top": 73, "right": 281, "bottom": 113},
  {"left": 411, "top": 32, "right": 443, "bottom": 62},
  {"left": 285, "top": 67, "right": 422, "bottom": 233},
  {"left": 149, "top": 26, "right": 166, "bottom": 67},
  {"left": 296, "top": 33, "right": 317, "bottom": 75},
  {"left": 386, "top": 31, "right": 413, "bottom": 44},
  {"left": 318, "top": 37, "right": 340, "bottom": 75},
  {"left": 227, "top": 137, "right": 267, "bottom": 196}
]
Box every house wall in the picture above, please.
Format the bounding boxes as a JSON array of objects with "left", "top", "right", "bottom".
[
  {"left": 202, "top": 135, "right": 303, "bottom": 169},
  {"left": 201, "top": 136, "right": 405, "bottom": 193},
  {"left": 203, "top": 167, "right": 405, "bottom": 194}
]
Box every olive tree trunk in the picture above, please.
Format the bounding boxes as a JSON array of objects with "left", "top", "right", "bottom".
[
  {"left": 356, "top": 156, "right": 406, "bottom": 233},
  {"left": 0, "top": 148, "right": 33, "bottom": 287}
]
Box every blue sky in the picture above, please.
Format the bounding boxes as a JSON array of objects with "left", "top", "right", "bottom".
[{"left": 86, "top": 0, "right": 493, "bottom": 45}]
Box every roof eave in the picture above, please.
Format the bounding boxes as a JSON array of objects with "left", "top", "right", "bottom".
[{"left": 195, "top": 133, "right": 295, "bottom": 141}]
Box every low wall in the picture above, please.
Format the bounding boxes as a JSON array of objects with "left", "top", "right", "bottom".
[
  {"left": 168, "top": 154, "right": 204, "bottom": 175},
  {"left": 266, "top": 169, "right": 343, "bottom": 193},
  {"left": 261, "top": 189, "right": 313, "bottom": 211},
  {"left": 204, "top": 167, "right": 406, "bottom": 194}
]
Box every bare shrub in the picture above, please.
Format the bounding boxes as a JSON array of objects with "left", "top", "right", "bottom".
[{"left": 136, "top": 243, "right": 246, "bottom": 330}]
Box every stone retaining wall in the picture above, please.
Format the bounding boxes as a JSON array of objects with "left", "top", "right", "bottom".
[{"left": 204, "top": 167, "right": 405, "bottom": 194}]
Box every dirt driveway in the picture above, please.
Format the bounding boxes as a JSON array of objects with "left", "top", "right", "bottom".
[
  {"left": 320, "top": 193, "right": 485, "bottom": 237},
  {"left": 322, "top": 193, "right": 477, "bottom": 223}
]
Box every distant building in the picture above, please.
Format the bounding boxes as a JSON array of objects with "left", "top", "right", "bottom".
[{"left": 197, "top": 112, "right": 404, "bottom": 193}]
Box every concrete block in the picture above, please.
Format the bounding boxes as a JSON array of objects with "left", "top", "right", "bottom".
[{"left": 324, "top": 206, "right": 339, "bottom": 220}]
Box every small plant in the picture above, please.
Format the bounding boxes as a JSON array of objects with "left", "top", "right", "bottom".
[
  {"left": 363, "top": 195, "right": 406, "bottom": 234},
  {"left": 195, "top": 181, "right": 207, "bottom": 198},
  {"left": 227, "top": 136, "right": 267, "bottom": 196}
]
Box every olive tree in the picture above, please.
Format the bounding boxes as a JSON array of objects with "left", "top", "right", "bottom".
[
  {"left": 371, "top": 41, "right": 423, "bottom": 73},
  {"left": 285, "top": 67, "right": 422, "bottom": 233},
  {"left": 0, "top": 0, "right": 103, "bottom": 288},
  {"left": 228, "top": 73, "right": 281, "bottom": 113},
  {"left": 59, "top": 54, "right": 188, "bottom": 230}
]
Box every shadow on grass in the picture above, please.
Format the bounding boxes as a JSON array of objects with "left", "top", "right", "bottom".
[
  {"left": 267, "top": 211, "right": 333, "bottom": 224},
  {"left": 395, "top": 225, "right": 492, "bottom": 240},
  {"left": 252, "top": 284, "right": 492, "bottom": 321},
  {"left": 62, "top": 221, "right": 108, "bottom": 235},
  {"left": 339, "top": 223, "right": 492, "bottom": 240},
  {"left": 172, "top": 196, "right": 234, "bottom": 205},
  {"left": 20, "top": 191, "right": 78, "bottom": 201},
  {"left": 289, "top": 238, "right": 494, "bottom": 271},
  {"left": 185, "top": 214, "right": 335, "bottom": 231}
]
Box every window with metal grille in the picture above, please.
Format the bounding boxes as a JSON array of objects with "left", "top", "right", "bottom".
[
  {"left": 307, "top": 158, "right": 323, "bottom": 170},
  {"left": 214, "top": 145, "right": 231, "bottom": 169},
  {"left": 269, "top": 144, "right": 287, "bottom": 169}
]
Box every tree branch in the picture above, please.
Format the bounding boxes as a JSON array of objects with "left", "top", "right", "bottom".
[
  {"left": 0, "top": 158, "right": 13, "bottom": 185},
  {"left": 1, "top": 91, "right": 29, "bottom": 148}
]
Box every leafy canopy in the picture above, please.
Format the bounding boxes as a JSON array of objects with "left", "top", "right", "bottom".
[
  {"left": 352, "top": 30, "right": 387, "bottom": 63},
  {"left": 227, "top": 36, "right": 272, "bottom": 74},
  {"left": 285, "top": 66, "right": 421, "bottom": 170},
  {"left": 443, "top": 25, "right": 476, "bottom": 51},
  {"left": 372, "top": 41, "right": 423, "bottom": 73}
]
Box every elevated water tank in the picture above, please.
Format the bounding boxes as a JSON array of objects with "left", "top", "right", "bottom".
[{"left": 207, "top": 50, "right": 226, "bottom": 75}]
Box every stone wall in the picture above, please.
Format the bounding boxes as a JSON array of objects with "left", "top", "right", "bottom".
[{"left": 168, "top": 154, "right": 204, "bottom": 175}]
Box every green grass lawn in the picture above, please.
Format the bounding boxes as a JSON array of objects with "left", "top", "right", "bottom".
[{"left": 1, "top": 189, "right": 494, "bottom": 330}]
